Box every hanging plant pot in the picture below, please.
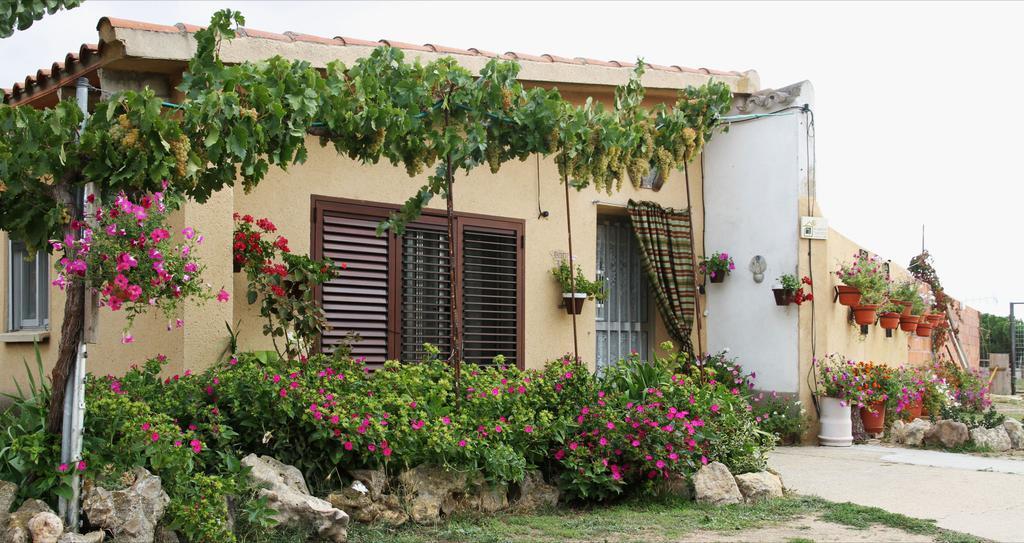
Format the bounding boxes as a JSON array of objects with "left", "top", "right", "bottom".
[
  {"left": 709, "top": 272, "right": 726, "bottom": 284},
  {"left": 772, "top": 288, "right": 794, "bottom": 306},
  {"left": 927, "top": 313, "right": 944, "bottom": 326},
  {"left": 817, "top": 397, "right": 853, "bottom": 447},
  {"left": 233, "top": 260, "right": 243, "bottom": 273},
  {"left": 562, "top": 292, "right": 587, "bottom": 315},
  {"left": 915, "top": 321, "right": 934, "bottom": 337},
  {"left": 860, "top": 401, "right": 886, "bottom": 434},
  {"left": 898, "top": 300, "right": 913, "bottom": 316},
  {"left": 836, "top": 285, "right": 861, "bottom": 306},
  {"left": 899, "top": 314, "right": 920, "bottom": 333},
  {"left": 878, "top": 312, "right": 901, "bottom": 330},
  {"left": 852, "top": 304, "right": 879, "bottom": 326}
]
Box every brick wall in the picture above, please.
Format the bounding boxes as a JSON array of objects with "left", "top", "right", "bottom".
[{"left": 906, "top": 297, "right": 981, "bottom": 370}]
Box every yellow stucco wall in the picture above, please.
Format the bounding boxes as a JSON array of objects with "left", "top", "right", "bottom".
[{"left": 0, "top": 143, "right": 708, "bottom": 396}]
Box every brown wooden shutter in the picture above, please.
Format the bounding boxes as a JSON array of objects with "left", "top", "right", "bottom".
[
  {"left": 318, "top": 211, "right": 391, "bottom": 365},
  {"left": 461, "top": 221, "right": 522, "bottom": 366},
  {"left": 400, "top": 226, "right": 452, "bottom": 361}
]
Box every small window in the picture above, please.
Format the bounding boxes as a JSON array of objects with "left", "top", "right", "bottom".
[{"left": 9, "top": 240, "right": 49, "bottom": 331}]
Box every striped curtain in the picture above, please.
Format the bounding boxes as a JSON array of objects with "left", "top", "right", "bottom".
[{"left": 627, "top": 200, "right": 696, "bottom": 355}]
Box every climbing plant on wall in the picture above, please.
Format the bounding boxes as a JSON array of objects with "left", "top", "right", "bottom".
[
  {"left": 0, "top": 0, "right": 82, "bottom": 37},
  {"left": 909, "top": 250, "right": 960, "bottom": 349},
  {"left": 0, "top": 8, "right": 732, "bottom": 429}
]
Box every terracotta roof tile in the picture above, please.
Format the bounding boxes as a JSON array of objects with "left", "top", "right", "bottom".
[
  {"left": 237, "top": 27, "right": 292, "bottom": 42},
  {"left": 425, "top": 43, "right": 474, "bottom": 55},
  {"left": 7, "top": 15, "right": 749, "bottom": 105},
  {"left": 504, "top": 51, "right": 551, "bottom": 63},
  {"left": 333, "top": 36, "right": 378, "bottom": 47},
  {"left": 286, "top": 32, "right": 342, "bottom": 46},
  {"left": 378, "top": 39, "right": 430, "bottom": 52},
  {"left": 468, "top": 47, "right": 498, "bottom": 58}
]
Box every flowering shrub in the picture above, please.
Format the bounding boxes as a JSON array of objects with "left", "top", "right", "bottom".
[
  {"left": 933, "top": 356, "right": 992, "bottom": 411},
  {"left": 699, "top": 251, "right": 735, "bottom": 281},
  {"left": 51, "top": 190, "right": 224, "bottom": 341},
  {"left": 233, "top": 214, "right": 339, "bottom": 358},
  {"left": 835, "top": 252, "right": 889, "bottom": 305},
  {"left": 750, "top": 392, "right": 807, "bottom": 445},
  {"left": 885, "top": 366, "right": 926, "bottom": 415}
]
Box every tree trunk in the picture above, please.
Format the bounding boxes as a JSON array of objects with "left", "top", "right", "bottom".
[
  {"left": 46, "top": 237, "right": 85, "bottom": 435},
  {"left": 446, "top": 152, "right": 462, "bottom": 407},
  {"left": 45, "top": 184, "right": 85, "bottom": 435}
]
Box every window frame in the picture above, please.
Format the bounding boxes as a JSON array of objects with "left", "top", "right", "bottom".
[
  {"left": 311, "top": 196, "right": 525, "bottom": 368},
  {"left": 8, "top": 238, "right": 49, "bottom": 332}
]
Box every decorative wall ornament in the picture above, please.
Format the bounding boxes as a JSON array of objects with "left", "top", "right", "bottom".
[{"left": 749, "top": 255, "right": 767, "bottom": 283}]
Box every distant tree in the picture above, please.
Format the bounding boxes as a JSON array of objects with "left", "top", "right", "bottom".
[
  {"left": 0, "top": 0, "right": 83, "bottom": 38},
  {"left": 980, "top": 313, "right": 1023, "bottom": 355}
]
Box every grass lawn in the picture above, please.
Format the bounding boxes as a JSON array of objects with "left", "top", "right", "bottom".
[{"left": 238, "top": 495, "right": 985, "bottom": 543}]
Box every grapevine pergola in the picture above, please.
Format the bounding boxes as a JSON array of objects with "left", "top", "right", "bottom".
[{"left": 0, "top": 9, "right": 732, "bottom": 431}]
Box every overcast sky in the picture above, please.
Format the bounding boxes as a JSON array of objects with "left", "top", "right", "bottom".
[{"left": 2, "top": 1, "right": 1019, "bottom": 316}]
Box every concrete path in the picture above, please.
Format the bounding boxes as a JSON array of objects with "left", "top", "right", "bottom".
[{"left": 770, "top": 445, "right": 1024, "bottom": 542}]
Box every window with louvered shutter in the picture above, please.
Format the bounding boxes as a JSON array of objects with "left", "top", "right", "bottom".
[
  {"left": 313, "top": 197, "right": 523, "bottom": 368},
  {"left": 318, "top": 212, "right": 391, "bottom": 365},
  {"left": 400, "top": 227, "right": 451, "bottom": 362},
  {"left": 462, "top": 227, "right": 520, "bottom": 366}
]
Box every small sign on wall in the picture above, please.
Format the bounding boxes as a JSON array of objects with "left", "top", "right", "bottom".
[{"left": 800, "top": 216, "right": 829, "bottom": 240}]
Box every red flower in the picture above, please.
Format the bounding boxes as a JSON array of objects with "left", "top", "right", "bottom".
[
  {"left": 274, "top": 237, "right": 290, "bottom": 253},
  {"left": 271, "top": 285, "right": 286, "bottom": 297}
]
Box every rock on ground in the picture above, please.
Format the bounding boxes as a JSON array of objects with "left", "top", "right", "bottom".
[
  {"left": 348, "top": 469, "right": 387, "bottom": 502},
  {"left": 58, "top": 532, "right": 106, "bottom": 543},
  {"left": 1003, "top": 419, "right": 1024, "bottom": 449},
  {"left": 924, "top": 420, "right": 969, "bottom": 448},
  {"left": 82, "top": 467, "right": 169, "bottom": 543},
  {"left": 27, "top": 511, "right": 63, "bottom": 543},
  {"left": 734, "top": 472, "right": 784, "bottom": 503},
  {"left": 693, "top": 462, "right": 743, "bottom": 505},
  {"left": 398, "top": 465, "right": 469, "bottom": 524},
  {"left": 0, "top": 480, "right": 17, "bottom": 528},
  {"left": 970, "top": 426, "right": 1012, "bottom": 452},
  {"left": 902, "top": 419, "right": 932, "bottom": 447},
  {"left": 890, "top": 420, "right": 906, "bottom": 444},
  {"left": 3, "top": 499, "right": 54, "bottom": 543},
  {"left": 512, "top": 471, "right": 560, "bottom": 512},
  {"left": 242, "top": 454, "right": 349, "bottom": 542}
]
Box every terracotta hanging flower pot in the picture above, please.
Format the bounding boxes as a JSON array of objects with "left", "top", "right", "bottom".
[
  {"left": 709, "top": 271, "right": 726, "bottom": 283},
  {"left": 772, "top": 288, "right": 794, "bottom": 306},
  {"left": 563, "top": 292, "right": 587, "bottom": 315},
  {"left": 878, "top": 312, "right": 901, "bottom": 330},
  {"left": 836, "top": 285, "right": 861, "bottom": 306},
  {"left": 899, "top": 314, "right": 920, "bottom": 333},
  {"left": 852, "top": 304, "right": 879, "bottom": 326},
  {"left": 915, "top": 321, "right": 934, "bottom": 337},
  {"left": 927, "top": 313, "right": 944, "bottom": 326},
  {"left": 898, "top": 300, "right": 912, "bottom": 316},
  {"left": 860, "top": 401, "right": 886, "bottom": 434}
]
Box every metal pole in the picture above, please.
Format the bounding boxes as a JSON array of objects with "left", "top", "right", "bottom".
[
  {"left": 562, "top": 170, "right": 579, "bottom": 362},
  {"left": 1011, "top": 303, "right": 1017, "bottom": 396},
  {"left": 59, "top": 77, "right": 91, "bottom": 529}
]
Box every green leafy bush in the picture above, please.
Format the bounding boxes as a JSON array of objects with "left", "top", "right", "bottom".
[{"left": 750, "top": 392, "right": 808, "bottom": 445}]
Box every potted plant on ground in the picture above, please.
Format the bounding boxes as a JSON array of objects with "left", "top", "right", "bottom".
[
  {"left": 551, "top": 260, "right": 606, "bottom": 314},
  {"left": 877, "top": 301, "right": 903, "bottom": 330},
  {"left": 887, "top": 366, "right": 925, "bottom": 421},
  {"left": 814, "top": 353, "right": 869, "bottom": 447},
  {"left": 835, "top": 252, "right": 888, "bottom": 308},
  {"left": 700, "top": 251, "right": 735, "bottom": 283},
  {"left": 772, "top": 274, "right": 813, "bottom": 306},
  {"left": 852, "top": 361, "right": 891, "bottom": 434}
]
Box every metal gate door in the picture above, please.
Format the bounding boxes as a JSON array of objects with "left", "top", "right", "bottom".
[{"left": 596, "top": 218, "right": 650, "bottom": 370}]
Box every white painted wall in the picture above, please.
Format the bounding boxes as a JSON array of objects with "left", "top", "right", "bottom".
[{"left": 702, "top": 81, "right": 814, "bottom": 393}]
